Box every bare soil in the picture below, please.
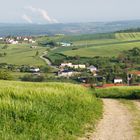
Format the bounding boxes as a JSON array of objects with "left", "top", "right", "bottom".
[{"left": 81, "top": 99, "right": 135, "bottom": 140}]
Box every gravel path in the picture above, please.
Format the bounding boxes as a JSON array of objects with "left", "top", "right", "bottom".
[{"left": 82, "top": 99, "right": 135, "bottom": 140}]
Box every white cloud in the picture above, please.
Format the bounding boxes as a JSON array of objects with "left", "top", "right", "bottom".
[
  {"left": 22, "top": 14, "right": 33, "bottom": 23},
  {"left": 25, "top": 6, "right": 58, "bottom": 23}
]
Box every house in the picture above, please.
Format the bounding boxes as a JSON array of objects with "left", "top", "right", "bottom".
[
  {"left": 72, "top": 64, "right": 86, "bottom": 69},
  {"left": 7, "top": 39, "right": 18, "bottom": 44},
  {"left": 24, "top": 37, "right": 29, "bottom": 41},
  {"left": 60, "top": 63, "right": 86, "bottom": 69},
  {"left": 129, "top": 71, "right": 140, "bottom": 77},
  {"left": 29, "top": 39, "right": 36, "bottom": 43},
  {"left": 60, "top": 42, "right": 72, "bottom": 47},
  {"left": 30, "top": 46, "right": 37, "bottom": 49},
  {"left": 11, "top": 41, "right": 18, "bottom": 44},
  {"left": 29, "top": 67, "right": 40, "bottom": 73},
  {"left": 87, "top": 65, "right": 97, "bottom": 72},
  {"left": 58, "top": 70, "right": 79, "bottom": 77},
  {"left": 114, "top": 78, "right": 123, "bottom": 84},
  {"left": 60, "top": 63, "right": 73, "bottom": 68}
]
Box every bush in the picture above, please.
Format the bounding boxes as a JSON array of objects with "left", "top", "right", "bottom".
[
  {"left": 0, "top": 70, "right": 12, "bottom": 80},
  {"left": 21, "top": 74, "right": 45, "bottom": 82}
]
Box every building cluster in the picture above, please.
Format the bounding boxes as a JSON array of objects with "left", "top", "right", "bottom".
[
  {"left": 0, "top": 36, "right": 36, "bottom": 45},
  {"left": 58, "top": 62, "right": 98, "bottom": 78}
]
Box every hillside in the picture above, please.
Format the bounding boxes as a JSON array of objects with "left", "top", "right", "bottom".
[
  {"left": 0, "top": 44, "right": 46, "bottom": 66},
  {"left": 48, "top": 32, "right": 140, "bottom": 59},
  {"left": 0, "top": 80, "right": 102, "bottom": 140}
]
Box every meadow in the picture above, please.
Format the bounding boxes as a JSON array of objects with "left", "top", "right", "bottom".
[
  {"left": 0, "top": 80, "right": 102, "bottom": 140},
  {"left": 0, "top": 44, "right": 46, "bottom": 66}
]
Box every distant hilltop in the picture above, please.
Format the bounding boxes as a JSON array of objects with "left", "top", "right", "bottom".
[{"left": 1, "top": 20, "right": 140, "bottom": 36}]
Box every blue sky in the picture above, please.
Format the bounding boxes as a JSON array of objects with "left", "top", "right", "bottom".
[{"left": 0, "top": 0, "right": 140, "bottom": 24}]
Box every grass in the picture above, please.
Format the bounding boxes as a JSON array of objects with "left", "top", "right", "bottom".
[
  {"left": 120, "top": 100, "right": 140, "bottom": 139},
  {"left": 94, "top": 86, "right": 140, "bottom": 99},
  {"left": 0, "top": 80, "right": 102, "bottom": 140},
  {"left": 47, "top": 32, "right": 140, "bottom": 58},
  {"left": 0, "top": 44, "right": 46, "bottom": 66},
  {"left": 63, "top": 41, "right": 140, "bottom": 57},
  {"left": 115, "top": 32, "right": 140, "bottom": 41}
]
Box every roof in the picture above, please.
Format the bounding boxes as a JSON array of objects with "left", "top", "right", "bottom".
[
  {"left": 88, "top": 65, "right": 97, "bottom": 69},
  {"left": 61, "top": 70, "right": 73, "bottom": 73},
  {"left": 129, "top": 71, "right": 140, "bottom": 75}
]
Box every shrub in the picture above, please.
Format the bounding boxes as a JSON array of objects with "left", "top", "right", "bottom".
[
  {"left": 21, "top": 74, "right": 45, "bottom": 82},
  {"left": 0, "top": 70, "right": 12, "bottom": 80}
]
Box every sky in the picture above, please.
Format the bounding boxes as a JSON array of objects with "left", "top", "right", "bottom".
[{"left": 0, "top": 0, "right": 140, "bottom": 24}]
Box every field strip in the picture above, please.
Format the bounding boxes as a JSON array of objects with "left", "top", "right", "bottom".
[
  {"left": 82, "top": 99, "right": 135, "bottom": 140},
  {"left": 75, "top": 40, "right": 140, "bottom": 49}
]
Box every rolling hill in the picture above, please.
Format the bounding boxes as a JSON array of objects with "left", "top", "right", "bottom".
[{"left": 48, "top": 32, "right": 140, "bottom": 59}]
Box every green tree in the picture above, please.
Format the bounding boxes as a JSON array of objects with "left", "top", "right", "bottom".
[{"left": 35, "top": 51, "right": 39, "bottom": 57}]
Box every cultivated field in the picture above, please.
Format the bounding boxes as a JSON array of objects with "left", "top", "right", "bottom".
[
  {"left": 48, "top": 32, "right": 140, "bottom": 59},
  {"left": 0, "top": 44, "right": 46, "bottom": 66},
  {"left": 0, "top": 80, "right": 102, "bottom": 140}
]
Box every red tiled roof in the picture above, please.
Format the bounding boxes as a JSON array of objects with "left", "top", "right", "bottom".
[{"left": 129, "top": 71, "right": 140, "bottom": 75}]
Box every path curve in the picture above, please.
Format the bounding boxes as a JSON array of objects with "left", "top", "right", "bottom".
[
  {"left": 40, "top": 51, "right": 58, "bottom": 69},
  {"left": 83, "top": 99, "right": 135, "bottom": 140}
]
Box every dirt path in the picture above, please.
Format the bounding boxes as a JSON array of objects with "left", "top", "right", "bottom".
[
  {"left": 40, "top": 51, "right": 58, "bottom": 69},
  {"left": 87, "top": 99, "right": 135, "bottom": 140}
]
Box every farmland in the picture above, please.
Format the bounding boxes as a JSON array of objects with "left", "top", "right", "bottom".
[
  {"left": 0, "top": 44, "right": 46, "bottom": 66},
  {"left": 48, "top": 32, "right": 140, "bottom": 60},
  {"left": 0, "top": 80, "right": 102, "bottom": 140}
]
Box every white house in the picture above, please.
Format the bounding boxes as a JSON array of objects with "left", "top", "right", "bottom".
[
  {"left": 60, "top": 63, "right": 73, "bottom": 68},
  {"left": 72, "top": 64, "right": 86, "bottom": 69},
  {"left": 29, "top": 68, "right": 40, "bottom": 73},
  {"left": 87, "top": 65, "right": 97, "bottom": 72},
  {"left": 58, "top": 70, "right": 79, "bottom": 77},
  {"left": 114, "top": 78, "right": 123, "bottom": 84},
  {"left": 11, "top": 41, "right": 19, "bottom": 44},
  {"left": 30, "top": 46, "right": 37, "bottom": 49},
  {"left": 29, "top": 39, "right": 36, "bottom": 43},
  {"left": 60, "top": 63, "right": 86, "bottom": 69},
  {"left": 8, "top": 39, "right": 18, "bottom": 44},
  {"left": 24, "top": 38, "right": 29, "bottom": 41},
  {"left": 60, "top": 42, "right": 72, "bottom": 47}
]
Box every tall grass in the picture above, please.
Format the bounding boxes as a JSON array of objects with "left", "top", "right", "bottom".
[
  {"left": 95, "top": 86, "right": 140, "bottom": 99},
  {"left": 0, "top": 81, "right": 102, "bottom": 140}
]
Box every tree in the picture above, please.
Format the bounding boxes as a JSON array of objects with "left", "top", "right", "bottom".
[
  {"left": 0, "top": 70, "right": 12, "bottom": 80},
  {"left": 35, "top": 51, "right": 39, "bottom": 57}
]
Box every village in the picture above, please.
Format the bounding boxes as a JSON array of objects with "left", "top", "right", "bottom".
[{"left": 0, "top": 35, "right": 140, "bottom": 88}]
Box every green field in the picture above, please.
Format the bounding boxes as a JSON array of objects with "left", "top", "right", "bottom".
[
  {"left": 63, "top": 42, "right": 140, "bottom": 57},
  {"left": 0, "top": 80, "right": 102, "bottom": 140},
  {"left": 48, "top": 32, "right": 140, "bottom": 59},
  {"left": 0, "top": 44, "right": 46, "bottom": 66},
  {"left": 94, "top": 86, "right": 140, "bottom": 99},
  {"left": 115, "top": 32, "right": 140, "bottom": 41}
]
